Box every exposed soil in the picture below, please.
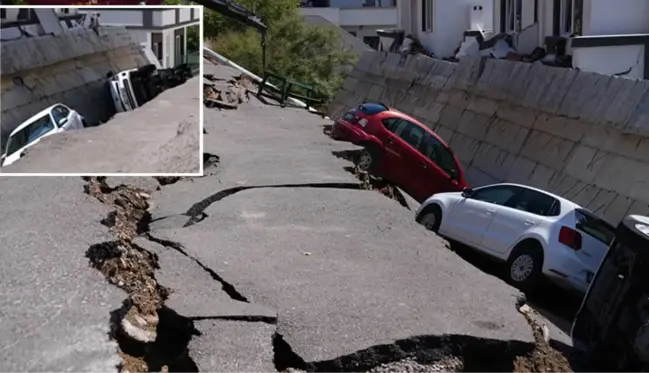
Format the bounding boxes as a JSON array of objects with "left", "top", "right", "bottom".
[
  {"left": 204, "top": 73, "right": 252, "bottom": 109},
  {"left": 83, "top": 177, "right": 197, "bottom": 372}
]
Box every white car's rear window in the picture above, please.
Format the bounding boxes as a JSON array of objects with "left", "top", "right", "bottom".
[{"left": 5, "top": 114, "right": 55, "bottom": 156}]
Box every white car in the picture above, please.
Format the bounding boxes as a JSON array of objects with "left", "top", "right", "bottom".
[
  {"left": 415, "top": 183, "right": 616, "bottom": 294},
  {"left": 2, "top": 103, "right": 86, "bottom": 167}
]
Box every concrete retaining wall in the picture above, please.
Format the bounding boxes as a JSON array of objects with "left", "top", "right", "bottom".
[
  {"left": 328, "top": 51, "right": 649, "bottom": 224},
  {"left": 1, "top": 26, "right": 149, "bottom": 144}
]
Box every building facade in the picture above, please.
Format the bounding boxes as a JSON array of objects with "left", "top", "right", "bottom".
[
  {"left": 300, "top": 0, "right": 397, "bottom": 49},
  {"left": 493, "top": 0, "right": 649, "bottom": 79},
  {"left": 78, "top": 7, "right": 201, "bottom": 69}
]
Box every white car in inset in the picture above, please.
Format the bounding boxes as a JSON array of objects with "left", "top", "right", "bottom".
[
  {"left": 2, "top": 103, "right": 86, "bottom": 168},
  {"left": 415, "top": 183, "right": 616, "bottom": 294}
]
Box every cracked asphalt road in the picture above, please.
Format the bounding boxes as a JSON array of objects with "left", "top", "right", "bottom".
[{"left": 0, "top": 63, "right": 571, "bottom": 372}]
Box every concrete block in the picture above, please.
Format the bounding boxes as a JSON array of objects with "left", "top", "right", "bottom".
[
  {"left": 475, "top": 59, "right": 514, "bottom": 101},
  {"left": 342, "top": 77, "right": 359, "bottom": 91},
  {"left": 546, "top": 173, "right": 580, "bottom": 196},
  {"left": 505, "top": 156, "right": 535, "bottom": 184},
  {"left": 450, "top": 56, "right": 483, "bottom": 91},
  {"left": 435, "top": 125, "right": 454, "bottom": 143},
  {"left": 602, "top": 194, "right": 635, "bottom": 225},
  {"left": 563, "top": 146, "right": 608, "bottom": 184},
  {"left": 422, "top": 59, "right": 456, "bottom": 91},
  {"left": 355, "top": 51, "right": 376, "bottom": 73},
  {"left": 570, "top": 184, "right": 603, "bottom": 208},
  {"left": 496, "top": 102, "right": 537, "bottom": 128},
  {"left": 536, "top": 68, "right": 577, "bottom": 115},
  {"left": 367, "top": 51, "right": 388, "bottom": 76},
  {"left": 595, "top": 154, "right": 646, "bottom": 199},
  {"left": 557, "top": 71, "right": 606, "bottom": 119},
  {"left": 484, "top": 118, "right": 530, "bottom": 154},
  {"left": 387, "top": 89, "right": 408, "bottom": 109},
  {"left": 456, "top": 110, "right": 492, "bottom": 140},
  {"left": 471, "top": 143, "right": 515, "bottom": 180},
  {"left": 606, "top": 79, "right": 649, "bottom": 128},
  {"left": 626, "top": 199, "right": 649, "bottom": 217},
  {"left": 466, "top": 96, "right": 498, "bottom": 117},
  {"left": 623, "top": 81, "right": 649, "bottom": 136},
  {"left": 366, "top": 84, "right": 385, "bottom": 102},
  {"left": 438, "top": 105, "right": 464, "bottom": 130},
  {"left": 578, "top": 75, "right": 614, "bottom": 124},
  {"left": 448, "top": 132, "right": 480, "bottom": 164},
  {"left": 448, "top": 90, "right": 470, "bottom": 109},
  {"left": 521, "top": 64, "right": 565, "bottom": 111},
  {"left": 397, "top": 93, "right": 420, "bottom": 114},
  {"left": 527, "top": 163, "right": 556, "bottom": 190},
  {"left": 504, "top": 62, "right": 533, "bottom": 105},
  {"left": 380, "top": 53, "right": 403, "bottom": 76},
  {"left": 580, "top": 125, "right": 649, "bottom": 163},
  {"left": 415, "top": 101, "right": 445, "bottom": 125},
  {"left": 532, "top": 113, "right": 588, "bottom": 142},
  {"left": 520, "top": 130, "right": 576, "bottom": 170},
  {"left": 584, "top": 188, "right": 617, "bottom": 216},
  {"left": 589, "top": 76, "right": 628, "bottom": 125},
  {"left": 466, "top": 165, "right": 499, "bottom": 187},
  {"left": 407, "top": 55, "right": 436, "bottom": 83}
]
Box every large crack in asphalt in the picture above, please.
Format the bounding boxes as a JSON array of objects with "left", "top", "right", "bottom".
[
  {"left": 82, "top": 169, "right": 578, "bottom": 372},
  {"left": 182, "top": 182, "right": 363, "bottom": 227}
]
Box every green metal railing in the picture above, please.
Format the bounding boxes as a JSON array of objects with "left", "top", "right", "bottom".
[{"left": 257, "top": 71, "right": 324, "bottom": 109}]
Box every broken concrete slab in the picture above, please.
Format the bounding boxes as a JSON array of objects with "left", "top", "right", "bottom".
[
  {"left": 2, "top": 77, "right": 201, "bottom": 174},
  {"left": 133, "top": 237, "right": 277, "bottom": 320},
  {"left": 0, "top": 177, "right": 124, "bottom": 371},
  {"left": 189, "top": 320, "right": 276, "bottom": 372},
  {"left": 151, "top": 187, "right": 532, "bottom": 363}
]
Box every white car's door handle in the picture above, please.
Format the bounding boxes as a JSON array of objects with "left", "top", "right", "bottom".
[
  {"left": 486, "top": 209, "right": 496, "bottom": 215},
  {"left": 524, "top": 220, "right": 535, "bottom": 226}
]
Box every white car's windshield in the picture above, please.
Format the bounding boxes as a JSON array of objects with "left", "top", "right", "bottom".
[{"left": 5, "top": 114, "right": 55, "bottom": 156}]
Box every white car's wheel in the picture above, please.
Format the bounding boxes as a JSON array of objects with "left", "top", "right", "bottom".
[
  {"left": 506, "top": 242, "right": 544, "bottom": 291},
  {"left": 416, "top": 205, "right": 441, "bottom": 233}
]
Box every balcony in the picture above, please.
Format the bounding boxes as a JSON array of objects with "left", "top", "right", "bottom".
[{"left": 299, "top": 6, "right": 396, "bottom": 27}]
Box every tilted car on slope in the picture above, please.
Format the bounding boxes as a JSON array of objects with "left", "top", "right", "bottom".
[
  {"left": 331, "top": 102, "right": 469, "bottom": 202},
  {"left": 2, "top": 103, "right": 86, "bottom": 168},
  {"left": 415, "top": 183, "right": 616, "bottom": 294}
]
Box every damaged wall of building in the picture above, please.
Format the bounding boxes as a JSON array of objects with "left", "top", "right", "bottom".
[
  {"left": 328, "top": 51, "right": 649, "bottom": 225},
  {"left": 1, "top": 26, "right": 149, "bottom": 144}
]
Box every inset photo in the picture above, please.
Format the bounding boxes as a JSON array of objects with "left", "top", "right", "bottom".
[{"left": 0, "top": 5, "right": 203, "bottom": 175}]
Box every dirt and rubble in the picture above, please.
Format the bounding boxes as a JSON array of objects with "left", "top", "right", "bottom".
[
  {"left": 83, "top": 177, "right": 198, "bottom": 373},
  {"left": 203, "top": 73, "right": 254, "bottom": 110}
]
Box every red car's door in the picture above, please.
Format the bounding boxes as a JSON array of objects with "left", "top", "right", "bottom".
[
  {"left": 417, "top": 132, "right": 462, "bottom": 198},
  {"left": 377, "top": 118, "right": 419, "bottom": 193}
]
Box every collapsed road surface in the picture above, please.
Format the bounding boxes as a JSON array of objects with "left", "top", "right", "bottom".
[
  {"left": 0, "top": 63, "right": 574, "bottom": 372},
  {"left": 1, "top": 77, "right": 201, "bottom": 174}
]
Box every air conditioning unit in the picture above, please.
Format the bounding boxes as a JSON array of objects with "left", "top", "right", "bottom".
[{"left": 468, "top": 4, "right": 485, "bottom": 31}]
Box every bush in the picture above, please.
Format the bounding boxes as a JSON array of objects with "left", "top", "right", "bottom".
[{"left": 207, "top": 14, "right": 356, "bottom": 103}]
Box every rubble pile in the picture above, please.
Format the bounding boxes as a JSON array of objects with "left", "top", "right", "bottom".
[{"left": 203, "top": 73, "right": 254, "bottom": 110}]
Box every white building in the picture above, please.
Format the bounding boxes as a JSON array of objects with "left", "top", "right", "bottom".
[
  {"left": 79, "top": 7, "right": 201, "bottom": 69},
  {"left": 396, "top": 0, "right": 493, "bottom": 58},
  {"left": 398, "top": 0, "right": 649, "bottom": 79},
  {"left": 493, "top": 0, "right": 649, "bottom": 79},
  {"left": 300, "top": 0, "right": 397, "bottom": 49}
]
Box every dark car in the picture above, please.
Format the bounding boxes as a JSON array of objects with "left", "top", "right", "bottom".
[{"left": 331, "top": 102, "right": 469, "bottom": 202}]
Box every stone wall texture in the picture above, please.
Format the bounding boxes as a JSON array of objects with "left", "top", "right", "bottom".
[
  {"left": 1, "top": 26, "right": 149, "bottom": 144},
  {"left": 327, "top": 51, "right": 649, "bottom": 225}
]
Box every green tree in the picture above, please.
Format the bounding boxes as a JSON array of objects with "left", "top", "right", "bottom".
[{"left": 206, "top": 1, "right": 355, "bottom": 103}]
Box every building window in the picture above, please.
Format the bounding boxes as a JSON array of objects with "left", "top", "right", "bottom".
[
  {"left": 503, "top": 0, "right": 522, "bottom": 32},
  {"left": 561, "top": 0, "right": 573, "bottom": 33},
  {"left": 421, "top": 0, "right": 433, "bottom": 32},
  {"left": 0, "top": 9, "right": 6, "bottom": 19}
]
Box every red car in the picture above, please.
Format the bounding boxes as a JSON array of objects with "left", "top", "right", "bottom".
[{"left": 331, "top": 102, "right": 469, "bottom": 202}]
